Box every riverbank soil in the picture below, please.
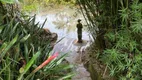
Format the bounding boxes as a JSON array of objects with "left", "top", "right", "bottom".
[{"left": 82, "top": 43, "right": 116, "bottom": 80}]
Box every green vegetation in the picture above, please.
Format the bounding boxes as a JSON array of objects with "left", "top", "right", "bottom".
[
  {"left": 21, "top": 0, "right": 76, "bottom": 12},
  {"left": 1, "top": 0, "right": 142, "bottom": 79},
  {"left": 79, "top": 0, "right": 142, "bottom": 79},
  {"left": 0, "top": 0, "right": 73, "bottom": 80}
]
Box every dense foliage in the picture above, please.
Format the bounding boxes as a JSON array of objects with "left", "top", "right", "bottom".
[
  {"left": 21, "top": 0, "right": 76, "bottom": 12},
  {"left": 79, "top": 0, "right": 142, "bottom": 79},
  {"left": 0, "top": 1, "right": 73, "bottom": 80}
]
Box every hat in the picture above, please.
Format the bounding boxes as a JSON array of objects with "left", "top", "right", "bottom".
[{"left": 77, "top": 19, "right": 81, "bottom": 22}]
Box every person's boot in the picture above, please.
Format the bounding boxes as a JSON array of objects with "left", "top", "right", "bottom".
[
  {"left": 78, "top": 40, "right": 82, "bottom": 43},
  {"left": 80, "top": 40, "right": 82, "bottom": 43},
  {"left": 77, "top": 40, "right": 80, "bottom": 43}
]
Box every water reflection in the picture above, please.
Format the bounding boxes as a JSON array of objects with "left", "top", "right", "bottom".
[
  {"left": 35, "top": 7, "right": 90, "bottom": 41},
  {"left": 35, "top": 7, "right": 92, "bottom": 80}
]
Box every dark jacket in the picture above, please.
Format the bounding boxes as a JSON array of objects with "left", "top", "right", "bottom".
[{"left": 76, "top": 23, "right": 83, "bottom": 34}]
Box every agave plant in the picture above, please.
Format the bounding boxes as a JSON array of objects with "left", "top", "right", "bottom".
[{"left": 0, "top": 1, "right": 74, "bottom": 80}]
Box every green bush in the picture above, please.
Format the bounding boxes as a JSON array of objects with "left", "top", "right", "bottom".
[
  {"left": 79, "top": 0, "right": 142, "bottom": 79},
  {"left": 0, "top": 1, "right": 73, "bottom": 80}
]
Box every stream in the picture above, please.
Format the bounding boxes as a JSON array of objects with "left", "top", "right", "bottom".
[{"left": 35, "top": 6, "right": 93, "bottom": 80}]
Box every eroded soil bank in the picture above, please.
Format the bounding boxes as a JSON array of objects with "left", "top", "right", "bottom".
[{"left": 82, "top": 43, "right": 115, "bottom": 80}]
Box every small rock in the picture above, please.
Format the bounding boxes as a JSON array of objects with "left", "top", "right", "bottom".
[
  {"left": 43, "top": 28, "right": 51, "bottom": 34},
  {"left": 51, "top": 33, "right": 58, "bottom": 41}
]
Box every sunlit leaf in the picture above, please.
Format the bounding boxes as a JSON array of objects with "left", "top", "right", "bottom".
[{"left": 18, "top": 51, "right": 41, "bottom": 80}]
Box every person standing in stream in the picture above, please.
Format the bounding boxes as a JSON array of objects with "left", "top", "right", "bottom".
[{"left": 76, "top": 19, "right": 83, "bottom": 43}]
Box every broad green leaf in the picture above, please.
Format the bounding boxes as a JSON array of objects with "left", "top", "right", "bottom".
[
  {"left": 18, "top": 51, "right": 41, "bottom": 80},
  {"left": 24, "top": 44, "right": 29, "bottom": 62},
  {"left": 20, "top": 34, "right": 31, "bottom": 42},
  {"left": 0, "top": 35, "right": 18, "bottom": 59},
  {"left": 11, "top": 22, "right": 19, "bottom": 35}
]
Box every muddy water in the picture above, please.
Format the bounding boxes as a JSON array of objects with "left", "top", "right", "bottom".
[
  {"left": 35, "top": 6, "right": 91, "bottom": 40},
  {"left": 35, "top": 6, "right": 92, "bottom": 80}
]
